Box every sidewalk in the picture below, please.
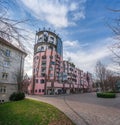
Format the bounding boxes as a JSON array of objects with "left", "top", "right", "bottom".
[
  {"left": 26, "top": 95, "right": 88, "bottom": 125},
  {"left": 26, "top": 94, "right": 120, "bottom": 125}
]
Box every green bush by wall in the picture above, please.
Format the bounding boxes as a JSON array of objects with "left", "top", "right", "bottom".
[
  {"left": 9, "top": 92, "right": 25, "bottom": 101},
  {"left": 97, "top": 92, "right": 116, "bottom": 98}
]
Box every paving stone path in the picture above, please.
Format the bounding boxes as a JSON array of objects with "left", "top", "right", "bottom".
[{"left": 26, "top": 93, "right": 120, "bottom": 125}]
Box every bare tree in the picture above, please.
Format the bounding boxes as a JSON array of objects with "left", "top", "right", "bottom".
[
  {"left": 15, "top": 70, "right": 23, "bottom": 92},
  {"left": 108, "top": 9, "right": 120, "bottom": 69},
  {"left": 95, "top": 61, "right": 119, "bottom": 92},
  {"left": 95, "top": 61, "right": 106, "bottom": 91},
  {"left": 104, "top": 70, "right": 114, "bottom": 91},
  {"left": 22, "top": 74, "right": 30, "bottom": 93},
  {"left": 0, "top": 0, "right": 29, "bottom": 50},
  {"left": 105, "top": 70, "right": 120, "bottom": 92}
]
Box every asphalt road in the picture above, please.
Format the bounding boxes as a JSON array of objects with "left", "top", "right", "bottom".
[{"left": 26, "top": 93, "right": 120, "bottom": 125}]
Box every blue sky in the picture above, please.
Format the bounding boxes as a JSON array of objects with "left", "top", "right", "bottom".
[{"left": 6, "top": 0, "right": 120, "bottom": 76}]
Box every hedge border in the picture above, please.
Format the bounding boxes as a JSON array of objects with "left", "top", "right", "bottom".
[{"left": 97, "top": 92, "right": 116, "bottom": 98}]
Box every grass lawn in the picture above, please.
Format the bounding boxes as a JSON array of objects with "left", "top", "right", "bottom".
[{"left": 0, "top": 99, "right": 74, "bottom": 125}]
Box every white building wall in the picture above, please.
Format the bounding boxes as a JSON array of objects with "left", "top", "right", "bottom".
[{"left": 0, "top": 39, "right": 26, "bottom": 102}]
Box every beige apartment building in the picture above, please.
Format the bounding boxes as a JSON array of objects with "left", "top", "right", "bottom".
[{"left": 0, "top": 37, "right": 27, "bottom": 102}]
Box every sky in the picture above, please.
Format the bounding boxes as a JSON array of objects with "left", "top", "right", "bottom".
[{"left": 5, "top": 0, "right": 120, "bottom": 76}]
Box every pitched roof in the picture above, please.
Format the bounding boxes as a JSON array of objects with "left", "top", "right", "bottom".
[{"left": 0, "top": 37, "right": 27, "bottom": 56}]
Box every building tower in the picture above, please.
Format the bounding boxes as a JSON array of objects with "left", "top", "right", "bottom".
[{"left": 32, "top": 28, "right": 63, "bottom": 95}]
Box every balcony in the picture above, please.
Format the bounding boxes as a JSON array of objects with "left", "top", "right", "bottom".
[
  {"left": 41, "top": 70, "right": 46, "bottom": 73},
  {"left": 41, "top": 62, "right": 46, "bottom": 67},
  {"left": 41, "top": 64, "right": 46, "bottom": 67},
  {"left": 41, "top": 73, "right": 46, "bottom": 77},
  {"left": 42, "top": 55, "right": 46, "bottom": 60}
]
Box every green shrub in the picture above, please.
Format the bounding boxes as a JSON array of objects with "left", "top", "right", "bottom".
[
  {"left": 97, "top": 92, "right": 116, "bottom": 98},
  {"left": 9, "top": 92, "right": 25, "bottom": 101}
]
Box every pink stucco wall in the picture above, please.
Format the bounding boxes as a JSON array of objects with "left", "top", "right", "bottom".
[{"left": 28, "top": 30, "right": 93, "bottom": 95}]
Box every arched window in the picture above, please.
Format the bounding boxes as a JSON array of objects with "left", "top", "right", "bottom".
[
  {"left": 49, "top": 36, "right": 54, "bottom": 44},
  {"left": 37, "top": 37, "right": 42, "bottom": 42},
  {"left": 41, "top": 46, "right": 44, "bottom": 51},
  {"left": 37, "top": 46, "right": 41, "bottom": 51},
  {"left": 44, "top": 32, "right": 48, "bottom": 42}
]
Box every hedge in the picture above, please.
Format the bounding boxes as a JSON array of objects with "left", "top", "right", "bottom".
[
  {"left": 97, "top": 92, "right": 116, "bottom": 98},
  {"left": 9, "top": 92, "right": 25, "bottom": 101}
]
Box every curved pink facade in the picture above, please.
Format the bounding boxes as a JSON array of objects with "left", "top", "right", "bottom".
[{"left": 28, "top": 29, "right": 93, "bottom": 95}]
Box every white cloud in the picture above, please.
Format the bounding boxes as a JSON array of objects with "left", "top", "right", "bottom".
[
  {"left": 24, "top": 54, "right": 33, "bottom": 76},
  {"left": 63, "top": 37, "right": 113, "bottom": 73},
  {"left": 20, "top": 0, "right": 86, "bottom": 28},
  {"left": 73, "top": 11, "right": 85, "bottom": 20},
  {"left": 5, "top": 0, "right": 118, "bottom": 77},
  {"left": 13, "top": 24, "right": 35, "bottom": 77},
  {"left": 24, "top": 37, "right": 114, "bottom": 76},
  {"left": 64, "top": 40, "right": 79, "bottom": 47},
  {"left": 69, "top": 2, "right": 77, "bottom": 11},
  {"left": 63, "top": 40, "right": 89, "bottom": 50},
  {"left": 23, "top": 33, "right": 34, "bottom": 76}
]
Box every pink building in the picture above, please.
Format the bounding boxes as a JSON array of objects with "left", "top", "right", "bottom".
[
  {"left": 28, "top": 29, "right": 93, "bottom": 95},
  {"left": 63, "top": 61, "right": 92, "bottom": 93},
  {"left": 29, "top": 29, "right": 64, "bottom": 95}
]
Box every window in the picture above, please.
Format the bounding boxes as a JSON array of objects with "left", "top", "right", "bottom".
[
  {"left": 41, "top": 73, "right": 46, "bottom": 77},
  {"left": 50, "top": 61, "right": 55, "bottom": 65},
  {"left": 40, "top": 79, "right": 45, "bottom": 84},
  {"left": 69, "top": 68, "right": 73, "bottom": 71},
  {"left": 50, "top": 36, "right": 54, "bottom": 41},
  {"left": 49, "top": 67, "right": 53, "bottom": 71},
  {"left": 49, "top": 37, "right": 54, "bottom": 44},
  {"left": 35, "top": 90, "right": 37, "bottom": 92},
  {"left": 44, "top": 32, "right": 48, "bottom": 42},
  {"left": 39, "top": 89, "right": 41, "bottom": 93},
  {"left": 0, "top": 100, "right": 4, "bottom": 103},
  {"left": 41, "top": 46, "right": 44, "bottom": 51},
  {"left": 35, "top": 79, "right": 38, "bottom": 83},
  {"left": 42, "top": 55, "right": 46, "bottom": 59},
  {"left": 38, "top": 37, "right": 42, "bottom": 42},
  {"left": 49, "top": 56, "right": 53, "bottom": 59},
  {"left": 42, "top": 89, "right": 44, "bottom": 92},
  {"left": 42, "top": 61, "right": 46, "bottom": 65},
  {"left": 48, "top": 46, "right": 53, "bottom": 50},
  {"left": 2, "top": 73, "right": 8, "bottom": 80},
  {"left": 0, "top": 86, "right": 6, "bottom": 93},
  {"left": 37, "top": 46, "right": 41, "bottom": 52},
  {"left": 5, "top": 50, "right": 11, "bottom": 57},
  {"left": 56, "top": 38, "right": 62, "bottom": 56},
  {"left": 41, "top": 68, "right": 46, "bottom": 72},
  {"left": 4, "top": 61, "right": 10, "bottom": 67}
]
